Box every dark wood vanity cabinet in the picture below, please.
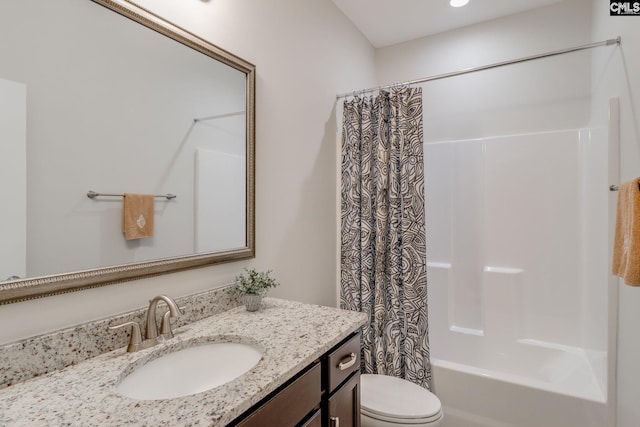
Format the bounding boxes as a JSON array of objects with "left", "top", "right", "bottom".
[{"left": 231, "top": 331, "right": 361, "bottom": 427}]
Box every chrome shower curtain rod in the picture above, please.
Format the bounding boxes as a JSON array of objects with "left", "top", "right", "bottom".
[{"left": 336, "top": 37, "right": 621, "bottom": 100}]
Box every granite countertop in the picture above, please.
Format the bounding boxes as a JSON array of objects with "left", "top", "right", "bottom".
[{"left": 0, "top": 298, "right": 367, "bottom": 426}]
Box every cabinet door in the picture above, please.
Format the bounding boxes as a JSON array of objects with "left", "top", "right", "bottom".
[
  {"left": 235, "top": 363, "right": 321, "bottom": 427},
  {"left": 301, "top": 410, "right": 322, "bottom": 427},
  {"left": 327, "top": 372, "right": 360, "bottom": 427}
]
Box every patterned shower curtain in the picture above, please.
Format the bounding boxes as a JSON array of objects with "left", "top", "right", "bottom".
[{"left": 340, "top": 87, "right": 431, "bottom": 390}]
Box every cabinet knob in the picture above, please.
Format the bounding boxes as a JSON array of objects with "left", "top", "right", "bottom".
[
  {"left": 330, "top": 416, "right": 340, "bottom": 427},
  {"left": 337, "top": 352, "right": 357, "bottom": 371}
]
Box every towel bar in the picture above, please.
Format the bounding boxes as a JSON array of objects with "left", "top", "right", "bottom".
[
  {"left": 87, "top": 191, "right": 176, "bottom": 200},
  {"left": 609, "top": 182, "right": 640, "bottom": 192}
]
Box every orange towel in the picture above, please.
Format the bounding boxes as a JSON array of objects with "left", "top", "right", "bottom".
[
  {"left": 612, "top": 178, "right": 640, "bottom": 286},
  {"left": 122, "top": 193, "right": 154, "bottom": 240}
]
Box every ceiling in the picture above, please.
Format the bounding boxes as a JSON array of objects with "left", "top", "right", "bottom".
[{"left": 331, "top": 0, "right": 565, "bottom": 48}]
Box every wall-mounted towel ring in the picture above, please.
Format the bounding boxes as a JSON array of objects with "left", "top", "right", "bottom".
[{"left": 87, "top": 190, "right": 176, "bottom": 200}]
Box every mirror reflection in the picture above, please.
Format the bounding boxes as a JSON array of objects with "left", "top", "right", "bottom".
[{"left": 0, "top": 0, "right": 255, "bottom": 301}]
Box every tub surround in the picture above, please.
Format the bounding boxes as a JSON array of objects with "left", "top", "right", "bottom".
[
  {"left": 0, "top": 298, "right": 367, "bottom": 426},
  {"left": 424, "top": 127, "right": 611, "bottom": 426},
  {"left": 0, "top": 285, "right": 241, "bottom": 388}
]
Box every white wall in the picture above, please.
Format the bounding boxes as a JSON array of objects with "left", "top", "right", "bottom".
[
  {"left": 375, "top": 0, "right": 593, "bottom": 141},
  {"left": 0, "top": 0, "right": 375, "bottom": 344},
  {"left": 0, "top": 79, "right": 26, "bottom": 281},
  {"left": 591, "top": 1, "right": 640, "bottom": 426}
]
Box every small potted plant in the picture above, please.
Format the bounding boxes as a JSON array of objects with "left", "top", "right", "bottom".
[{"left": 233, "top": 268, "right": 280, "bottom": 311}]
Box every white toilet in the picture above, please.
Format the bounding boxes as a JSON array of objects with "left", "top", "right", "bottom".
[{"left": 360, "top": 374, "right": 443, "bottom": 427}]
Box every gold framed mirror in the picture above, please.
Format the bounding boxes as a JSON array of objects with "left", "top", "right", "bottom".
[{"left": 0, "top": 0, "right": 255, "bottom": 304}]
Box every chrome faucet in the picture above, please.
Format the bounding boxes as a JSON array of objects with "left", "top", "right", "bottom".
[{"left": 109, "top": 294, "right": 183, "bottom": 352}]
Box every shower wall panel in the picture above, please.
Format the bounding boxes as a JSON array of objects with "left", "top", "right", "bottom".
[{"left": 426, "top": 129, "right": 606, "bottom": 353}]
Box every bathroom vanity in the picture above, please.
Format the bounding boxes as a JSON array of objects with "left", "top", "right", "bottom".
[{"left": 0, "top": 298, "right": 367, "bottom": 426}]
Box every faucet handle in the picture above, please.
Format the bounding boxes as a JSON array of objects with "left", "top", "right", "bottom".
[
  {"left": 109, "top": 321, "right": 143, "bottom": 352},
  {"left": 159, "top": 311, "right": 174, "bottom": 339},
  {"left": 159, "top": 306, "right": 185, "bottom": 339}
]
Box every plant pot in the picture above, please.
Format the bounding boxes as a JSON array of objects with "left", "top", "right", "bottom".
[{"left": 243, "top": 294, "right": 262, "bottom": 312}]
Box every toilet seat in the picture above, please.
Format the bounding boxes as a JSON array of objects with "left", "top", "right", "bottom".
[{"left": 361, "top": 374, "right": 443, "bottom": 425}]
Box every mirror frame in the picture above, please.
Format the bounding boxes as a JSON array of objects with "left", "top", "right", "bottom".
[{"left": 0, "top": 0, "right": 255, "bottom": 305}]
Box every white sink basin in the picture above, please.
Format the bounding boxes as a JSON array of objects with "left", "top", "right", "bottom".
[{"left": 116, "top": 342, "right": 262, "bottom": 400}]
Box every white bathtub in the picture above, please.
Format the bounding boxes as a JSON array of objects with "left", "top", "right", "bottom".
[
  {"left": 431, "top": 356, "right": 609, "bottom": 427},
  {"left": 432, "top": 335, "right": 607, "bottom": 401}
]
